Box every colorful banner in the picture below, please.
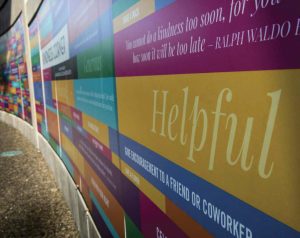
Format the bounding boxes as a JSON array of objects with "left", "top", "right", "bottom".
[
  {"left": 0, "top": 15, "right": 31, "bottom": 124},
  {"left": 15, "top": 0, "right": 300, "bottom": 237},
  {"left": 29, "top": 0, "right": 122, "bottom": 237},
  {"left": 114, "top": 0, "right": 300, "bottom": 237}
]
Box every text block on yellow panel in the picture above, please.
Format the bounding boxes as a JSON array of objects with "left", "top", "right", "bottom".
[
  {"left": 113, "top": 0, "right": 155, "bottom": 33},
  {"left": 117, "top": 69, "right": 300, "bottom": 232},
  {"left": 121, "top": 160, "right": 166, "bottom": 212},
  {"left": 82, "top": 113, "right": 109, "bottom": 147},
  {"left": 55, "top": 80, "right": 75, "bottom": 107},
  {"left": 61, "top": 133, "right": 85, "bottom": 177}
]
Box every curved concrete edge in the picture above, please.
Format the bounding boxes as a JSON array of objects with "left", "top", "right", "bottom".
[{"left": 0, "top": 111, "right": 101, "bottom": 238}]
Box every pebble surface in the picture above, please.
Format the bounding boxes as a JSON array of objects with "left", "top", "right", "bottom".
[{"left": 0, "top": 122, "right": 80, "bottom": 237}]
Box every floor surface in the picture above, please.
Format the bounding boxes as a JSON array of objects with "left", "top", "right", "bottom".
[{"left": 0, "top": 121, "right": 79, "bottom": 237}]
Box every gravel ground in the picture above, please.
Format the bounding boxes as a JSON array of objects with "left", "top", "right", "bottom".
[{"left": 0, "top": 122, "right": 80, "bottom": 237}]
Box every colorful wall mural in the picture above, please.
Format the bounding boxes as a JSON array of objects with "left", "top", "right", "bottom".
[
  {"left": 0, "top": 14, "right": 31, "bottom": 124},
  {"left": 2, "top": 0, "right": 300, "bottom": 237}
]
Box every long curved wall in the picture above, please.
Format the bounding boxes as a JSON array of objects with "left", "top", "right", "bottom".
[{"left": 1, "top": 0, "right": 300, "bottom": 237}]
